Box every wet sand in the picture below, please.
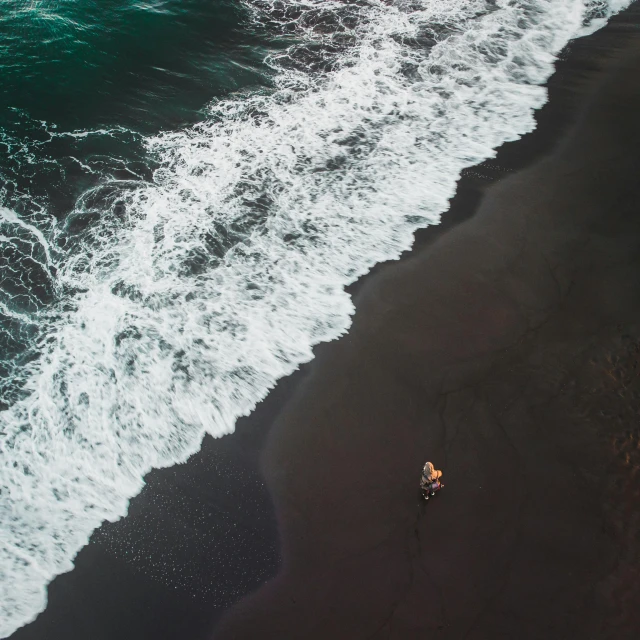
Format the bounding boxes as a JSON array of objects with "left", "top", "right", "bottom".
[
  {"left": 9, "top": 5, "right": 640, "bottom": 640},
  {"left": 214, "top": 8, "right": 640, "bottom": 640}
]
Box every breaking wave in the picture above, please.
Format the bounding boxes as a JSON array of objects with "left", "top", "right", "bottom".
[{"left": 0, "top": 0, "right": 631, "bottom": 636}]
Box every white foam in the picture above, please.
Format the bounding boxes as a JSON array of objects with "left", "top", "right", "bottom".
[{"left": 0, "top": 0, "right": 631, "bottom": 636}]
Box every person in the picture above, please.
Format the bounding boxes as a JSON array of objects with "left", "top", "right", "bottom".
[{"left": 420, "top": 461, "right": 443, "bottom": 499}]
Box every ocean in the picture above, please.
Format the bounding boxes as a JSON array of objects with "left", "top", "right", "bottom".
[{"left": 0, "top": 0, "right": 631, "bottom": 636}]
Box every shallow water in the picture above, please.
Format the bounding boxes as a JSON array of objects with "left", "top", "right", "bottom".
[{"left": 0, "top": 0, "right": 631, "bottom": 636}]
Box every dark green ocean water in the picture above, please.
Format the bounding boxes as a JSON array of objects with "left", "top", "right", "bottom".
[
  {"left": 0, "top": 0, "right": 277, "bottom": 214},
  {"left": 1, "top": 0, "right": 268, "bottom": 130},
  {"left": 0, "top": 0, "right": 282, "bottom": 405}
]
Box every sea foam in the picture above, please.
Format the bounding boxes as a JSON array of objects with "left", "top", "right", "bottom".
[{"left": 0, "top": 0, "right": 630, "bottom": 636}]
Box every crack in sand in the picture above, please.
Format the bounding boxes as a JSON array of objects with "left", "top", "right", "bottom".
[
  {"left": 363, "top": 518, "right": 420, "bottom": 640},
  {"left": 461, "top": 490, "right": 530, "bottom": 640}
]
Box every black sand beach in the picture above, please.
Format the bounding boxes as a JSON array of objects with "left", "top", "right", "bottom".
[
  {"left": 215, "top": 7, "right": 640, "bottom": 639},
  {"left": 10, "top": 4, "right": 640, "bottom": 640}
]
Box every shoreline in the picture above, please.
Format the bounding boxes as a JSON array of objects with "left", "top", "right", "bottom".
[
  {"left": 216, "top": 5, "right": 640, "bottom": 639},
  {"left": 9, "top": 4, "right": 640, "bottom": 639}
]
